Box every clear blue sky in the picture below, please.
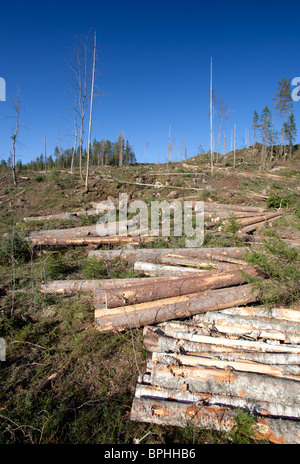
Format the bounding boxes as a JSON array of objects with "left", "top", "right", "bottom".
[{"left": 1, "top": 0, "right": 300, "bottom": 165}]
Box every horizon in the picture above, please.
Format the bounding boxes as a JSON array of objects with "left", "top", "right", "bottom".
[{"left": 1, "top": 0, "right": 300, "bottom": 165}]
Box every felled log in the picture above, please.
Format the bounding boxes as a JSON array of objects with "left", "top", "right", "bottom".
[
  {"left": 158, "top": 254, "right": 246, "bottom": 270},
  {"left": 159, "top": 321, "right": 300, "bottom": 354},
  {"left": 94, "top": 284, "right": 261, "bottom": 333},
  {"left": 192, "top": 311, "right": 300, "bottom": 344},
  {"left": 133, "top": 383, "right": 300, "bottom": 422},
  {"left": 142, "top": 326, "right": 300, "bottom": 372},
  {"left": 103, "top": 267, "right": 261, "bottom": 308},
  {"left": 203, "top": 202, "right": 266, "bottom": 213},
  {"left": 40, "top": 275, "right": 185, "bottom": 295},
  {"left": 242, "top": 215, "right": 282, "bottom": 234},
  {"left": 220, "top": 306, "right": 300, "bottom": 323},
  {"left": 28, "top": 234, "right": 159, "bottom": 247},
  {"left": 130, "top": 397, "right": 300, "bottom": 444},
  {"left": 133, "top": 262, "right": 210, "bottom": 277},
  {"left": 22, "top": 210, "right": 98, "bottom": 222},
  {"left": 40, "top": 278, "right": 146, "bottom": 294},
  {"left": 152, "top": 352, "right": 300, "bottom": 380},
  {"left": 88, "top": 247, "right": 249, "bottom": 263},
  {"left": 150, "top": 362, "right": 300, "bottom": 410}
]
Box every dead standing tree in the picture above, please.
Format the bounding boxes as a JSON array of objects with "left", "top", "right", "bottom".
[
  {"left": 216, "top": 96, "right": 230, "bottom": 163},
  {"left": 10, "top": 88, "right": 21, "bottom": 186},
  {"left": 68, "top": 32, "right": 93, "bottom": 180},
  {"left": 85, "top": 31, "right": 97, "bottom": 192}
]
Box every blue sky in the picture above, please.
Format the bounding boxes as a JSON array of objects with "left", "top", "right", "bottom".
[{"left": 1, "top": 0, "right": 300, "bottom": 165}]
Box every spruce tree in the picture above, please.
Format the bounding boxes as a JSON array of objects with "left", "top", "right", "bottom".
[
  {"left": 274, "top": 78, "right": 293, "bottom": 155},
  {"left": 284, "top": 112, "right": 297, "bottom": 158}
]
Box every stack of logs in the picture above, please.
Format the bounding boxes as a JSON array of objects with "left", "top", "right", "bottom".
[
  {"left": 21, "top": 201, "right": 284, "bottom": 247},
  {"left": 131, "top": 307, "right": 300, "bottom": 444},
  {"left": 40, "top": 245, "right": 300, "bottom": 443}
]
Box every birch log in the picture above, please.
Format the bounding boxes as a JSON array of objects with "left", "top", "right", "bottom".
[
  {"left": 142, "top": 326, "right": 300, "bottom": 369},
  {"left": 150, "top": 362, "right": 300, "bottom": 408},
  {"left": 133, "top": 383, "right": 300, "bottom": 421},
  {"left": 192, "top": 311, "right": 300, "bottom": 344},
  {"left": 130, "top": 397, "right": 300, "bottom": 444}
]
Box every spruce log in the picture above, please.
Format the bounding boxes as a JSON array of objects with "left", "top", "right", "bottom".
[
  {"left": 88, "top": 247, "right": 249, "bottom": 263},
  {"left": 158, "top": 255, "right": 245, "bottom": 270},
  {"left": 29, "top": 235, "right": 159, "bottom": 246},
  {"left": 40, "top": 274, "right": 187, "bottom": 295},
  {"left": 104, "top": 267, "right": 261, "bottom": 308},
  {"left": 23, "top": 210, "right": 98, "bottom": 222},
  {"left": 94, "top": 284, "right": 260, "bottom": 333},
  {"left": 130, "top": 397, "right": 300, "bottom": 444}
]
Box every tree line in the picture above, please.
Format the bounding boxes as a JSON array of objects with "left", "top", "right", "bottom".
[
  {"left": 2, "top": 132, "right": 136, "bottom": 172},
  {"left": 252, "top": 78, "right": 297, "bottom": 169}
]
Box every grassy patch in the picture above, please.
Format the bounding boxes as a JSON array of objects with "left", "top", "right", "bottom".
[{"left": 243, "top": 232, "right": 300, "bottom": 306}]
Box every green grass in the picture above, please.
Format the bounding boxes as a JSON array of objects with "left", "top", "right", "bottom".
[{"left": 243, "top": 232, "right": 300, "bottom": 306}]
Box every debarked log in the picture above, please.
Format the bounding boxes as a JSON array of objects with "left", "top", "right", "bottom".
[
  {"left": 94, "top": 284, "right": 261, "bottom": 333},
  {"left": 130, "top": 397, "right": 300, "bottom": 444},
  {"left": 103, "top": 267, "right": 261, "bottom": 308}
]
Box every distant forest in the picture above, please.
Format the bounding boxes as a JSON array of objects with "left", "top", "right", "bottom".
[{"left": 2, "top": 133, "right": 136, "bottom": 172}]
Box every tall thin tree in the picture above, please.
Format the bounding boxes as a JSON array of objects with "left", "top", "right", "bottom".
[
  {"left": 275, "top": 78, "right": 293, "bottom": 156},
  {"left": 70, "top": 95, "right": 78, "bottom": 173},
  {"left": 210, "top": 57, "right": 213, "bottom": 173},
  {"left": 10, "top": 88, "right": 21, "bottom": 185},
  {"left": 85, "top": 31, "right": 97, "bottom": 192}
]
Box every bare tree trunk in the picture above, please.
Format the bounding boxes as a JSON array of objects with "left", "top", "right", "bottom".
[
  {"left": 210, "top": 58, "right": 214, "bottom": 173},
  {"left": 70, "top": 96, "right": 77, "bottom": 173},
  {"left": 44, "top": 135, "right": 47, "bottom": 173},
  {"left": 233, "top": 124, "right": 236, "bottom": 168},
  {"left": 11, "top": 88, "right": 20, "bottom": 185},
  {"left": 85, "top": 32, "right": 96, "bottom": 192}
]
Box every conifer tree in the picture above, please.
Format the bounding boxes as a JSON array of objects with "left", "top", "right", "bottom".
[
  {"left": 284, "top": 112, "right": 297, "bottom": 159},
  {"left": 274, "top": 78, "right": 293, "bottom": 156}
]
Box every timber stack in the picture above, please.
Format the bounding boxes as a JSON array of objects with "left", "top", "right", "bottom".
[
  {"left": 131, "top": 306, "right": 300, "bottom": 444},
  {"left": 19, "top": 200, "right": 285, "bottom": 248}
]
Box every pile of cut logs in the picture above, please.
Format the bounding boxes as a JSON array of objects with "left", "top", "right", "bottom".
[
  {"left": 21, "top": 201, "right": 284, "bottom": 247},
  {"left": 131, "top": 307, "right": 300, "bottom": 444},
  {"left": 40, "top": 245, "right": 300, "bottom": 443}
]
